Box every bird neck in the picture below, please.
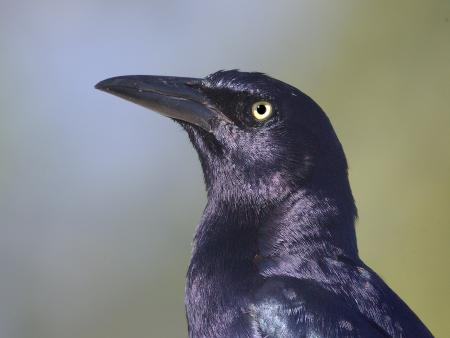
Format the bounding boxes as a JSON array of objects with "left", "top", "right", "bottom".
[
  {"left": 185, "top": 179, "right": 358, "bottom": 334},
  {"left": 257, "top": 181, "right": 359, "bottom": 278},
  {"left": 191, "top": 177, "right": 358, "bottom": 276}
]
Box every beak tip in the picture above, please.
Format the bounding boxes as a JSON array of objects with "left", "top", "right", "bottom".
[{"left": 95, "top": 80, "right": 108, "bottom": 91}]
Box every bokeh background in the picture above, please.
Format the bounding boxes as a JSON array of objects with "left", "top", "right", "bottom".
[{"left": 1, "top": 1, "right": 449, "bottom": 337}]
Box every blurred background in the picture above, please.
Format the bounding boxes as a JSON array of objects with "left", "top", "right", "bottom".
[{"left": 1, "top": 0, "right": 449, "bottom": 337}]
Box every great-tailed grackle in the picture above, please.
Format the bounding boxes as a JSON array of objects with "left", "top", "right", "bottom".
[{"left": 96, "top": 70, "right": 433, "bottom": 338}]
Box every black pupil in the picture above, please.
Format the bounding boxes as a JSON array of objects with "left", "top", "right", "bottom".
[{"left": 256, "top": 104, "right": 266, "bottom": 115}]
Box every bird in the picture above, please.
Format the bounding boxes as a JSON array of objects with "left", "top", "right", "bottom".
[{"left": 95, "top": 70, "right": 433, "bottom": 338}]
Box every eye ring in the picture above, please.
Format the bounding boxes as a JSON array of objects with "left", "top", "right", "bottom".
[{"left": 251, "top": 101, "right": 273, "bottom": 121}]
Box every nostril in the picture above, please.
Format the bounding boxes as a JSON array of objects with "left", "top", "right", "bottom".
[{"left": 186, "top": 80, "right": 202, "bottom": 89}]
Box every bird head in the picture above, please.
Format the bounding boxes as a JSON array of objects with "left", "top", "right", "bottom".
[{"left": 96, "top": 70, "right": 350, "bottom": 208}]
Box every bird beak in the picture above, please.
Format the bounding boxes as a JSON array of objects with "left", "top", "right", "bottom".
[{"left": 95, "top": 75, "right": 225, "bottom": 132}]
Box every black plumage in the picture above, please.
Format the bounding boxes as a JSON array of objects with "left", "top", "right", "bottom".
[{"left": 96, "top": 70, "right": 433, "bottom": 338}]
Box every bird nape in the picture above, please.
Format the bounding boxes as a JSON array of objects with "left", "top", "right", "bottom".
[{"left": 96, "top": 70, "right": 432, "bottom": 338}]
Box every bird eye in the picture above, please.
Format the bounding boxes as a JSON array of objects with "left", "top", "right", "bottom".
[{"left": 251, "top": 101, "right": 273, "bottom": 121}]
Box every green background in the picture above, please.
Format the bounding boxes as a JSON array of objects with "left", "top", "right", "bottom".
[{"left": 1, "top": 1, "right": 449, "bottom": 337}]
